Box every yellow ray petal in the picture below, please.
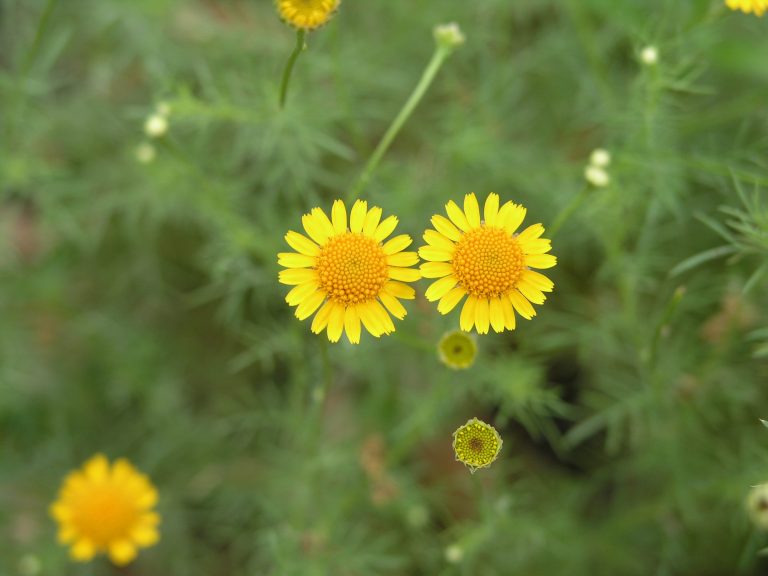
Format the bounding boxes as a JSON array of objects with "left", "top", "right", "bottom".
[
  {"left": 425, "top": 275, "right": 458, "bottom": 302},
  {"left": 484, "top": 193, "right": 500, "bottom": 227},
  {"left": 519, "top": 238, "right": 552, "bottom": 255},
  {"left": 388, "top": 267, "right": 421, "bottom": 282},
  {"left": 327, "top": 303, "right": 345, "bottom": 342},
  {"left": 360, "top": 302, "right": 383, "bottom": 337},
  {"left": 420, "top": 261, "right": 454, "bottom": 278},
  {"left": 302, "top": 212, "right": 331, "bottom": 245},
  {"left": 108, "top": 540, "right": 137, "bottom": 566},
  {"left": 331, "top": 199, "right": 347, "bottom": 235},
  {"left": 446, "top": 200, "right": 470, "bottom": 231},
  {"left": 383, "top": 234, "right": 412, "bottom": 255},
  {"left": 350, "top": 200, "right": 368, "bottom": 233},
  {"left": 525, "top": 253, "right": 557, "bottom": 269},
  {"left": 503, "top": 204, "right": 527, "bottom": 235},
  {"left": 517, "top": 223, "right": 545, "bottom": 242},
  {"left": 383, "top": 281, "right": 416, "bottom": 300},
  {"left": 522, "top": 270, "right": 554, "bottom": 292},
  {"left": 508, "top": 289, "right": 536, "bottom": 319},
  {"left": 374, "top": 215, "right": 398, "bottom": 242},
  {"left": 363, "top": 206, "right": 382, "bottom": 237},
  {"left": 387, "top": 252, "right": 419, "bottom": 267},
  {"left": 460, "top": 296, "right": 478, "bottom": 331},
  {"left": 295, "top": 290, "right": 326, "bottom": 320},
  {"left": 516, "top": 279, "right": 546, "bottom": 304},
  {"left": 464, "top": 193, "right": 481, "bottom": 228},
  {"left": 489, "top": 297, "right": 505, "bottom": 333},
  {"left": 278, "top": 252, "right": 316, "bottom": 268},
  {"left": 500, "top": 295, "right": 516, "bottom": 330},
  {"left": 437, "top": 286, "right": 467, "bottom": 314},
  {"left": 285, "top": 231, "right": 320, "bottom": 256},
  {"left": 131, "top": 526, "right": 160, "bottom": 547},
  {"left": 423, "top": 229, "right": 456, "bottom": 251},
  {"left": 285, "top": 281, "right": 320, "bottom": 306},
  {"left": 279, "top": 268, "right": 317, "bottom": 286},
  {"left": 418, "top": 246, "right": 453, "bottom": 262},
  {"left": 379, "top": 292, "right": 407, "bottom": 319},
  {"left": 311, "top": 302, "right": 333, "bottom": 334},
  {"left": 71, "top": 538, "right": 96, "bottom": 561},
  {"left": 431, "top": 215, "right": 462, "bottom": 241},
  {"left": 370, "top": 301, "right": 395, "bottom": 334},
  {"left": 84, "top": 455, "right": 109, "bottom": 482},
  {"left": 344, "top": 305, "right": 361, "bottom": 344},
  {"left": 475, "top": 298, "right": 490, "bottom": 334}
]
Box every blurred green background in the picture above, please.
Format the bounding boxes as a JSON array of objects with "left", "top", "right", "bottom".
[{"left": 2, "top": 0, "right": 768, "bottom": 574}]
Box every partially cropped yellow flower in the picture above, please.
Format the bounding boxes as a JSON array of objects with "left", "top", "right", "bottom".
[
  {"left": 50, "top": 455, "right": 160, "bottom": 566},
  {"left": 452, "top": 418, "right": 503, "bottom": 473},
  {"left": 278, "top": 199, "right": 420, "bottom": 344},
  {"left": 438, "top": 330, "right": 477, "bottom": 369},
  {"left": 276, "top": 0, "right": 340, "bottom": 30},
  {"left": 419, "top": 193, "right": 556, "bottom": 334},
  {"left": 726, "top": 0, "right": 767, "bottom": 15}
]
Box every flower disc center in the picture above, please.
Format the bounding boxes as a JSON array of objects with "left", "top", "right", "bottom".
[
  {"left": 71, "top": 484, "right": 139, "bottom": 546},
  {"left": 316, "top": 233, "right": 388, "bottom": 305},
  {"left": 451, "top": 226, "right": 524, "bottom": 298}
]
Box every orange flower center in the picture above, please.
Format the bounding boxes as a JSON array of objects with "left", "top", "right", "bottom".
[
  {"left": 451, "top": 226, "right": 524, "bottom": 298},
  {"left": 316, "top": 233, "right": 388, "bottom": 305},
  {"left": 70, "top": 484, "right": 139, "bottom": 547}
]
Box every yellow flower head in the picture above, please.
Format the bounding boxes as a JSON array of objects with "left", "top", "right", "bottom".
[
  {"left": 419, "top": 193, "right": 556, "bottom": 334},
  {"left": 276, "top": 0, "right": 340, "bottom": 30},
  {"left": 438, "top": 330, "right": 477, "bottom": 370},
  {"left": 50, "top": 455, "right": 161, "bottom": 566},
  {"left": 452, "top": 418, "right": 503, "bottom": 473},
  {"left": 726, "top": 0, "right": 767, "bottom": 15},
  {"left": 278, "top": 199, "right": 420, "bottom": 344}
]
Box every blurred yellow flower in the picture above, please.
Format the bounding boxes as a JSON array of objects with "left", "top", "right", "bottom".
[
  {"left": 50, "top": 454, "right": 160, "bottom": 566},
  {"left": 276, "top": 0, "right": 340, "bottom": 30},
  {"left": 726, "top": 0, "right": 767, "bottom": 15},
  {"left": 278, "top": 199, "right": 419, "bottom": 344},
  {"left": 438, "top": 330, "right": 477, "bottom": 369},
  {"left": 419, "top": 193, "right": 556, "bottom": 334},
  {"left": 452, "top": 418, "right": 503, "bottom": 473}
]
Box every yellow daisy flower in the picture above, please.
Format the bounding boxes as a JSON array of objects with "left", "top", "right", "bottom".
[
  {"left": 726, "top": 0, "right": 767, "bottom": 15},
  {"left": 438, "top": 330, "right": 477, "bottom": 370},
  {"left": 276, "top": 0, "right": 340, "bottom": 30},
  {"left": 419, "top": 193, "right": 556, "bottom": 334},
  {"left": 452, "top": 418, "right": 503, "bottom": 473},
  {"left": 49, "top": 454, "right": 161, "bottom": 566},
  {"left": 278, "top": 199, "right": 420, "bottom": 344}
]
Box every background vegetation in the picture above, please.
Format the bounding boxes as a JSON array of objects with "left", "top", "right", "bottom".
[{"left": 2, "top": 0, "right": 768, "bottom": 574}]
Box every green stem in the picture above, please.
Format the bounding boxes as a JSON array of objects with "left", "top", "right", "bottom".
[
  {"left": 347, "top": 45, "right": 451, "bottom": 201},
  {"left": 548, "top": 185, "right": 590, "bottom": 238},
  {"left": 314, "top": 337, "right": 332, "bottom": 407},
  {"left": 279, "top": 29, "right": 306, "bottom": 109}
]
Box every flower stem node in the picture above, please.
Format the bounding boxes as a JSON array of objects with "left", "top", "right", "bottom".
[
  {"left": 452, "top": 417, "right": 503, "bottom": 473},
  {"left": 433, "top": 23, "right": 465, "bottom": 52}
]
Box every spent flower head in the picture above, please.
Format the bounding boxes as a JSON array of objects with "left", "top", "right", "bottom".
[
  {"left": 434, "top": 23, "right": 465, "bottom": 52},
  {"left": 438, "top": 330, "right": 477, "bottom": 370},
  {"left": 419, "top": 193, "right": 555, "bottom": 334},
  {"left": 585, "top": 165, "right": 610, "bottom": 188},
  {"left": 50, "top": 454, "right": 160, "bottom": 565},
  {"left": 589, "top": 148, "right": 611, "bottom": 168},
  {"left": 747, "top": 483, "right": 768, "bottom": 530},
  {"left": 640, "top": 46, "right": 659, "bottom": 66},
  {"left": 278, "top": 199, "right": 420, "bottom": 344},
  {"left": 144, "top": 114, "right": 168, "bottom": 139},
  {"left": 452, "top": 418, "right": 503, "bottom": 473},
  {"left": 276, "top": 0, "right": 340, "bottom": 30}
]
